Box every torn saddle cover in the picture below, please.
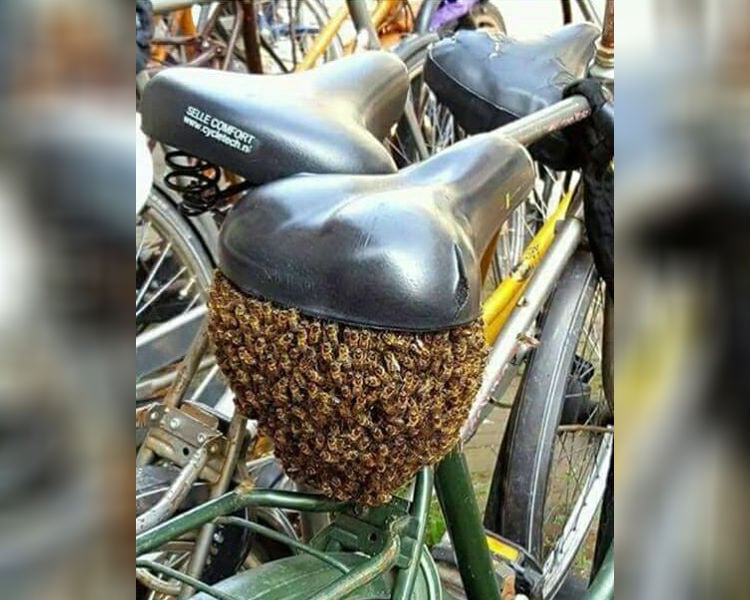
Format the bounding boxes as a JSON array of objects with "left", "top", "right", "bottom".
[{"left": 563, "top": 79, "right": 614, "bottom": 298}]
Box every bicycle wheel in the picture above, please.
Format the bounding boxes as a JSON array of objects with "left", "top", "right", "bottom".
[
  {"left": 484, "top": 250, "right": 614, "bottom": 599},
  {"left": 136, "top": 188, "right": 218, "bottom": 405}
]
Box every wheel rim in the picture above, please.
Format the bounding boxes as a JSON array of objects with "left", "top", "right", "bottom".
[{"left": 540, "top": 283, "right": 614, "bottom": 597}]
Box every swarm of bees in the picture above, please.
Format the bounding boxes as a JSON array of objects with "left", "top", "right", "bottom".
[{"left": 208, "top": 273, "right": 487, "bottom": 506}]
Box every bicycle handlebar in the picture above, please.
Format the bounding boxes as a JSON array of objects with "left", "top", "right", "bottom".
[
  {"left": 496, "top": 95, "right": 613, "bottom": 152},
  {"left": 496, "top": 95, "right": 592, "bottom": 146}
]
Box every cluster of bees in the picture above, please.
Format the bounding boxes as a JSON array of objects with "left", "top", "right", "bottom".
[{"left": 208, "top": 273, "right": 487, "bottom": 506}]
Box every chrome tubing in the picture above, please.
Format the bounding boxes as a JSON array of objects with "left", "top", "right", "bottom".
[
  {"left": 496, "top": 95, "right": 592, "bottom": 147},
  {"left": 461, "top": 215, "right": 585, "bottom": 442},
  {"left": 136, "top": 444, "right": 212, "bottom": 534},
  {"left": 178, "top": 413, "right": 248, "bottom": 598}
]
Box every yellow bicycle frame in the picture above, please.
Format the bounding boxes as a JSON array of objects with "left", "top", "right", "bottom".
[
  {"left": 482, "top": 190, "right": 574, "bottom": 344},
  {"left": 295, "top": 0, "right": 407, "bottom": 71}
]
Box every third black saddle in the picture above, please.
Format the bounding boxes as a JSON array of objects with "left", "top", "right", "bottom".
[{"left": 424, "top": 23, "right": 600, "bottom": 169}]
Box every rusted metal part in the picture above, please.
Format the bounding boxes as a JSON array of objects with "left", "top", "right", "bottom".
[
  {"left": 597, "top": 0, "right": 615, "bottom": 67},
  {"left": 136, "top": 444, "right": 211, "bottom": 535},
  {"left": 140, "top": 403, "right": 226, "bottom": 483},
  {"left": 136, "top": 403, "right": 157, "bottom": 429},
  {"left": 601, "top": 0, "right": 614, "bottom": 51},
  {"left": 501, "top": 572, "right": 517, "bottom": 600},
  {"left": 240, "top": 0, "right": 264, "bottom": 74},
  {"left": 222, "top": 1, "right": 245, "bottom": 70},
  {"left": 164, "top": 319, "right": 210, "bottom": 410}
]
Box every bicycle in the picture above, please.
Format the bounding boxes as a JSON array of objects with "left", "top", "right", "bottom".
[{"left": 135, "top": 16, "right": 614, "bottom": 599}]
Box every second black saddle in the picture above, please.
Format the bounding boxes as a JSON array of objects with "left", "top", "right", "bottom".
[{"left": 424, "top": 23, "right": 600, "bottom": 169}]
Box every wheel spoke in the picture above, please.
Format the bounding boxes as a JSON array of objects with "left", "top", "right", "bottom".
[
  {"left": 136, "top": 265, "right": 187, "bottom": 318},
  {"left": 136, "top": 241, "right": 174, "bottom": 308}
]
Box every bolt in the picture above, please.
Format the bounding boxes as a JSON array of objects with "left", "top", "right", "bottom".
[
  {"left": 197, "top": 433, "right": 207, "bottom": 444},
  {"left": 209, "top": 444, "right": 219, "bottom": 454},
  {"left": 150, "top": 411, "right": 160, "bottom": 421},
  {"left": 169, "top": 418, "right": 180, "bottom": 430}
]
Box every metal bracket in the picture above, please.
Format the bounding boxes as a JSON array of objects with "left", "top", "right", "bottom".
[
  {"left": 142, "top": 403, "right": 226, "bottom": 483},
  {"left": 311, "top": 495, "right": 418, "bottom": 568}
]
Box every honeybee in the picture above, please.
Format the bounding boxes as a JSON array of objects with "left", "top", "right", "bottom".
[
  {"left": 380, "top": 382, "right": 397, "bottom": 401},
  {"left": 277, "top": 331, "right": 295, "bottom": 349},
  {"left": 352, "top": 374, "right": 364, "bottom": 396},
  {"left": 344, "top": 329, "right": 360, "bottom": 345},
  {"left": 308, "top": 322, "right": 322, "bottom": 344},
  {"left": 278, "top": 354, "right": 292, "bottom": 373},
  {"left": 337, "top": 345, "right": 351, "bottom": 365},
  {"left": 320, "top": 342, "right": 334, "bottom": 362}
]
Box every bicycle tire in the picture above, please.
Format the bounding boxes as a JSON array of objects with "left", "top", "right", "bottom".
[{"left": 484, "top": 250, "right": 613, "bottom": 599}]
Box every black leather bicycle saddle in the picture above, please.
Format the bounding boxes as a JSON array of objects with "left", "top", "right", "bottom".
[
  {"left": 424, "top": 23, "right": 599, "bottom": 169},
  {"left": 219, "top": 132, "right": 535, "bottom": 331},
  {"left": 140, "top": 52, "right": 408, "bottom": 184}
]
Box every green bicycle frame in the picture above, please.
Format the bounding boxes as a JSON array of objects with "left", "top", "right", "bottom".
[{"left": 136, "top": 449, "right": 613, "bottom": 600}]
